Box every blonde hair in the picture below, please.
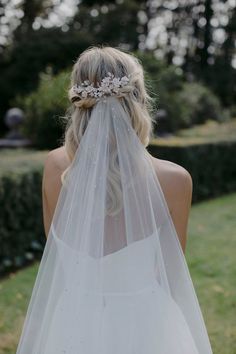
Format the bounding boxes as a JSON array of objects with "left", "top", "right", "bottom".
[{"left": 63, "top": 46, "right": 154, "bottom": 215}]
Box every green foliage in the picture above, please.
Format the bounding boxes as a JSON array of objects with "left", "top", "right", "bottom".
[
  {"left": 1, "top": 0, "right": 235, "bottom": 138},
  {"left": 0, "top": 27, "right": 92, "bottom": 135},
  {"left": 16, "top": 70, "right": 71, "bottom": 149},
  {"left": 176, "top": 82, "right": 223, "bottom": 127},
  {"left": 75, "top": 1, "right": 141, "bottom": 50},
  {"left": 137, "top": 51, "right": 183, "bottom": 95},
  {"left": 0, "top": 150, "right": 47, "bottom": 275},
  {"left": 13, "top": 53, "right": 230, "bottom": 149},
  {"left": 148, "top": 139, "right": 236, "bottom": 202},
  {"left": 16, "top": 52, "right": 226, "bottom": 149},
  {"left": 138, "top": 52, "right": 225, "bottom": 132}
]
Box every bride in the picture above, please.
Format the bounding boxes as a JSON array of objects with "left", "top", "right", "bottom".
[{"left": 16, "top": 46, "right": 213, "bottom": 353}]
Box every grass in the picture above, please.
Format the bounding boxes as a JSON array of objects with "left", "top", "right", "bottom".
[
  {"left": 187, "top": 193, "right": 236, "bottom": 354},
  {"left": 0, "top": 263, "right": 39, "bottom": 353},
  {"left": 151, "top": 118, "right": 236, "bottom": 146},
  {"left": 0, "top": 149, "right": 47, "bottom": 176},
  {"left": 0, "top": 194, "right": 236, "bottom": 353},
  {"left": 178, "top": 118, "right": 236, "bottom": 140}
]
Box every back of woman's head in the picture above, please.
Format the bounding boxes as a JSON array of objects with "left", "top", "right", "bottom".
[{"left": 63, "top": 46, "right": 154, "bottom": 216}]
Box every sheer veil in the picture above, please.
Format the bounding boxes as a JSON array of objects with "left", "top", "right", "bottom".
[{"left": 16, "top": 96, "right": 212, "bottom": 354}]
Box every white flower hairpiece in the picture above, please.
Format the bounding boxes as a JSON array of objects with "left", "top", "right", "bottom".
[{"left": 72, "top": 72, "right": 130, "bottom": 100}]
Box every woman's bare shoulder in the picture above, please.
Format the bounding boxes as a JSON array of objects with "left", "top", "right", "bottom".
[
  {"left": 149, "top": 154, "right": 192, "bottom": 188},
  {"left": 148, "top": 154, "right": 192, "bottom": 252},
  {"left": 42, "top": 146, "right": 71, "bottom": 236},
  {"left": 43, "top": 146, "right": 70, "bottom": 201},
  {"left": 148, "top": 154, "right": 192, "bottom": 209},
  {"left": 44, "top": 146, "right": 70, "bottom": 174}
]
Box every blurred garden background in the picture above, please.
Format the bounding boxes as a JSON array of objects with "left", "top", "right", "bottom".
[{"left": 0, "top": 0, "right": 236, "bottom": 353}]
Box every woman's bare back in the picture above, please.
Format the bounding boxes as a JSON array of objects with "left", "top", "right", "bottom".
[{"left": 42, "top": 146, "right": 192, "bottom": 253}]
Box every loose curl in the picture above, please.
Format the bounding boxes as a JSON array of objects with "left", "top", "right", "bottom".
[{"left": 63, "top": 46, "right": 155, "bottom": 216}]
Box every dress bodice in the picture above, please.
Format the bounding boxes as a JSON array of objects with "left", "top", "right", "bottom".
[{"left": 53, "top": 230, "right": 158, "bottom": 294}]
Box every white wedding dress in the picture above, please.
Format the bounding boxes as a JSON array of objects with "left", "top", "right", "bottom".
[
  {"left": 16, "top": 97, "right": 212, "bottom": 354},
  {"left": 43, "top": 231, "right": 199, "bottom": 354}
]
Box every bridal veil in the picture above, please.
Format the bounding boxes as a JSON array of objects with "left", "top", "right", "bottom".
[{"left": 16, "top": 91, "right": 213, "bottom": 353}]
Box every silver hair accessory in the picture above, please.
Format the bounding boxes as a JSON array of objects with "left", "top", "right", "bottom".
[{"left": 72, "top": 72, "right": 130, "bottom": 100}]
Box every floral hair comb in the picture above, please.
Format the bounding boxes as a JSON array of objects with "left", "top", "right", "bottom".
[{"left": 72, "top": 72, "right": 130, "bottom": 100}]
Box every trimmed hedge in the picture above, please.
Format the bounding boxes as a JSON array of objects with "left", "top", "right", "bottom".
[
  {"left": 147, "top": 139, "right": 236, "bottom": 202},
  {"left": 0, "top": 150, "right": 47, "bottom": 275},
  {"left": 1, "top": 138, "right": 236, "bottom": 275}
]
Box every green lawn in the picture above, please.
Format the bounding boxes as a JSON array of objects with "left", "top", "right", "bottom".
[
  {"left": 0, "top": 193, "right": 235, "bottom": 353},
  {"left": 0, "top": 149, "right": 47, "bottom": 176},
  {"left": 152, "top": 118, "right": 236, "bottom": 146},
  {"left": 187, "top": 193, "right": 236, "bottom": 353},
  {"left": 178, "top": 118, "right": 236, "bottom": 140}
]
